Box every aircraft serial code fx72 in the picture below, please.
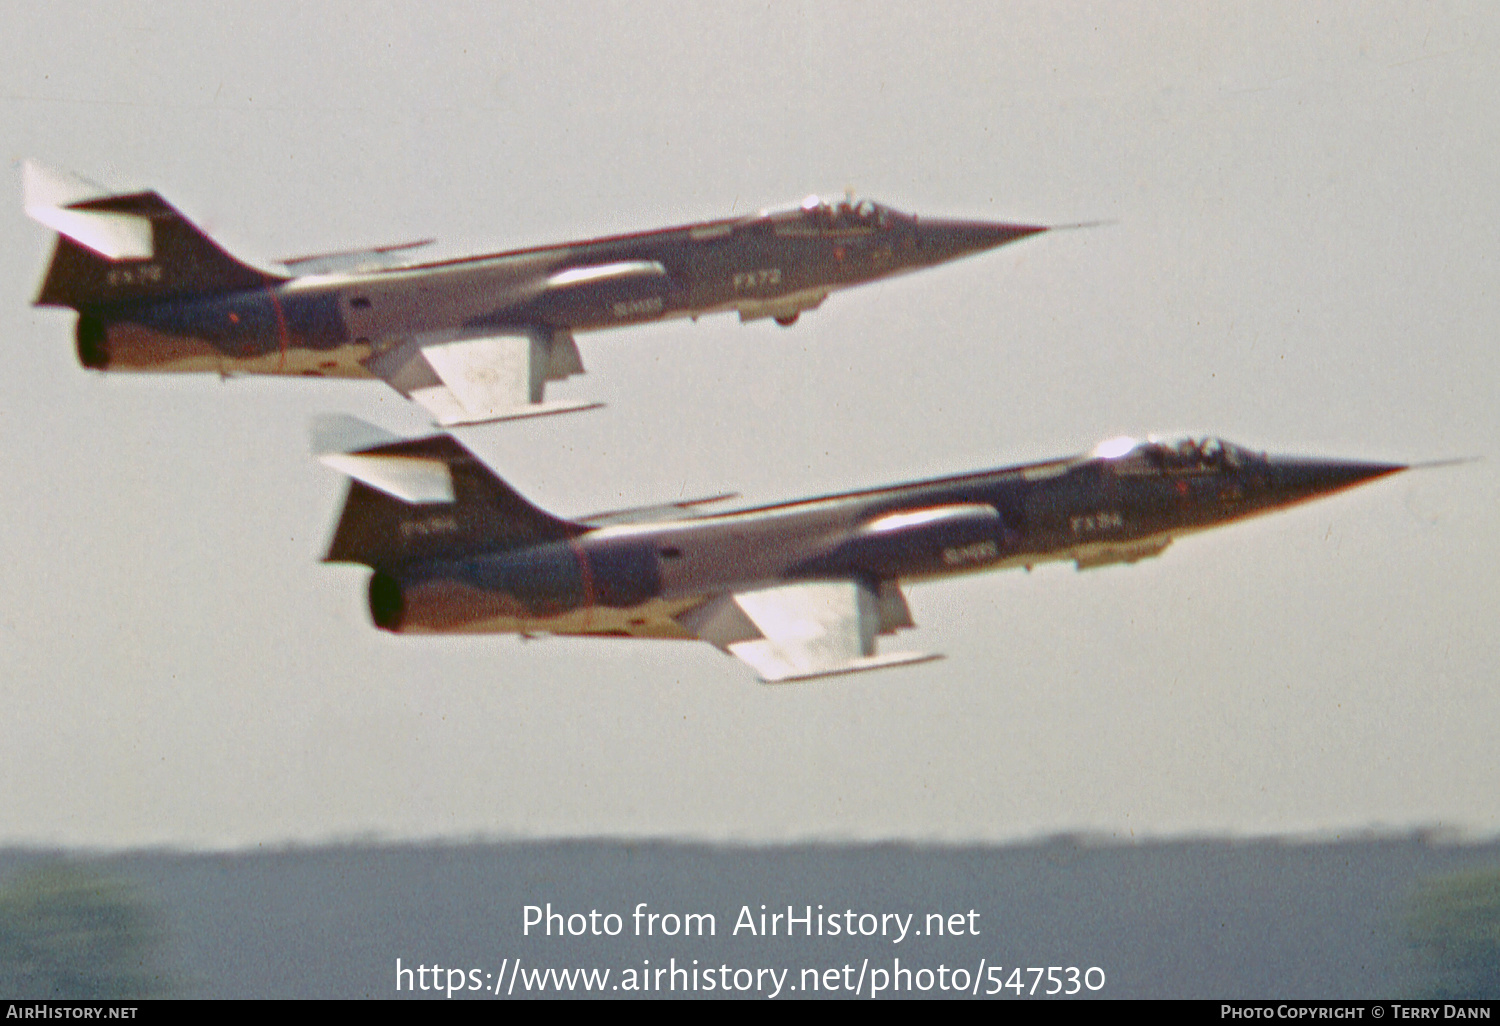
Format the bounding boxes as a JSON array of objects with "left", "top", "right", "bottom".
[
  {"left": 23, "top": 161, "right": 1052, "bottom": 425},
  {"left": 316, "top": 420, "right": 1419, "bottom": 683}
]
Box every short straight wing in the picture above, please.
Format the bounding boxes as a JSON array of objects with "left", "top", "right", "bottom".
[
  {"left": 684, "top": 580, "right": 938, "bottom": 683},
  {"left": 357, "top": 258, "right": 673, "bottom": 423},
  {"left": 365, "top": 329, "right": 599, "bottom": 426}
]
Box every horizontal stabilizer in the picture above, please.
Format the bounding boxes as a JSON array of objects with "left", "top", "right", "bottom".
[
  {"left": 319, "top": 453, "right": 455, "bottom": 504},
  {"left": 312, "top": 414, "right": 453, "bottom": 504},
  {"left": 309, "top": 414, "right": 401, "bottom": 457},
  {"left": 23, "top": 161, "right": 152, "bottom": 260},
  {"left": 22, "top": 161, "right": 102, "bottom": 210}
]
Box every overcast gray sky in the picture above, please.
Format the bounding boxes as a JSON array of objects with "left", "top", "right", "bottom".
[{"left": 1, "top": 2, "right": 1496, "bottom": 850}]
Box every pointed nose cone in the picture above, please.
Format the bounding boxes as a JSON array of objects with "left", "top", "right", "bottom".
[
  {"left": 1265, "top": 457, "right": 1407, "bottom": 508},
  {"left": 912, "top": 218, "right": 1049, "bottom": 264}
]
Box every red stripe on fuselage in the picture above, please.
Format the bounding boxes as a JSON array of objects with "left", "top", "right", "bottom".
[
  {"left": 266, "top": 287, "right": 290, "bottom": 371},
  {"left": 571, "top": 540, "right": 596, "bottom": 630}
]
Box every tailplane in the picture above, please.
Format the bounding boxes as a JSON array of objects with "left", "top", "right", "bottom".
[
  {"left": 315, "top": 416, "right": 585, "bottom": 570},
  {"left": 23, "top": 161, "right": 285, "bottom": 311}
]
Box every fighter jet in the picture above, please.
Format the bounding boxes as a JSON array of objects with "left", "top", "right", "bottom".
[
  {"left": 316, "top": 420, "right": 1414, "bottom": 682},
  {"left": 23, "top": 161, "right": 1048, "bottom": 424}
]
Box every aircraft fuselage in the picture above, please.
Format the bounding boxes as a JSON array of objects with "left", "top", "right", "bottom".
[
  {"left": 345, "top": 437, "right": 1404, "bottom": 640},
  {"left": 65, "top": 199, "right": 1044, "bottom": 377}
]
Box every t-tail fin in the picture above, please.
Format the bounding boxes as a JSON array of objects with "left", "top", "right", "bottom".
[
  {"left": 314, "top": 415, "right": 585, "bottom": 571},
  {"left": 23, "top": 161, "right": 285, "bottom": 311}
]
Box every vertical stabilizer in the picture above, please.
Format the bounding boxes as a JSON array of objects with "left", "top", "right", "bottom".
[
  {"left": 315, "top": 417, "right": 585, "bottom": 570},
  {"left": 23, "top": 161, "right": 285, "bottom": 310}
]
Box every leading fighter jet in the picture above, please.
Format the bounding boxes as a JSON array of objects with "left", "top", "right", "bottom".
[
  {"left": 23, "top": 161, "right": 1049, "bottom": 424},
  {"left": 315, "top": 420, "right": 1417, "bottom": 682}
]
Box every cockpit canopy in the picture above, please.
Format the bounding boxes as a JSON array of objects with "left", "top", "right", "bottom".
[
  {"left": 1091, "top": 435, "right": 1255, "bottom": 475},
  {"left": 758, "top": 194, "right": 903, "bottom": 230}
]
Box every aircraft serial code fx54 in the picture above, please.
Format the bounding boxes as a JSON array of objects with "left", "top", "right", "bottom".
[{"left": 316, "top": 420, "right": 1417, "bottom": 683}]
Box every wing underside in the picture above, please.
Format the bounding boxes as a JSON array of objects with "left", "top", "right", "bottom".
[
  {"left": 364, "top": 328, "right": 598, "bottom": 426},
  {"left": 680, "top": 579, "right": 937, "bottom": 683},
  {"left": 358, "top": 259, "right": 675, "bottom": 424}
]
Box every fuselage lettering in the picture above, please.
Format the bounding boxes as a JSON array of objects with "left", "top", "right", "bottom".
[
  {"left": 400, "top": 516, "right": 458, "bottom": 539},
  {"left": 942, "top": 540, "right": 999, "bottom": 566},
  {"left": 612, "top": 296, "right": 664, "bottom": 318},
  {"left": 105, "top": 264, "right": 163, "bottom": 287},
  {"left": 732, "top": 268, "right": 782, "bottom": 291},
  {"left": 1069, "top": 511, "right": 1124, "bottom": 535}
]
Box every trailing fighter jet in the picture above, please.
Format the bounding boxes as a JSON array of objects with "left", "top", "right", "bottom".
[
  {"left": 23, "top": 161, "right": 1048, "bottom": 424},
  {"left": 315, "top": 420, "right": 1416, "bottom": 682}
]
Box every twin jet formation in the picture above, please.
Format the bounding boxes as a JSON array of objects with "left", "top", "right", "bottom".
[{"left": 24, "top": 161, "right": 1417, "bottom": 682}]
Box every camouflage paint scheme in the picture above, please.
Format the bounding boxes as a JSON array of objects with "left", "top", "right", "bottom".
[
  {"left": 28, "top": 168, "right": 1046, "bottom": 397},
  {"left": 321, "top": 429, "right": 1405, "bottom": 681}
]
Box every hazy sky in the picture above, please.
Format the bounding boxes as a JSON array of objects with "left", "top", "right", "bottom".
[{"left": 1, "top": 2, "right": 1496, "bottom": 849}]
